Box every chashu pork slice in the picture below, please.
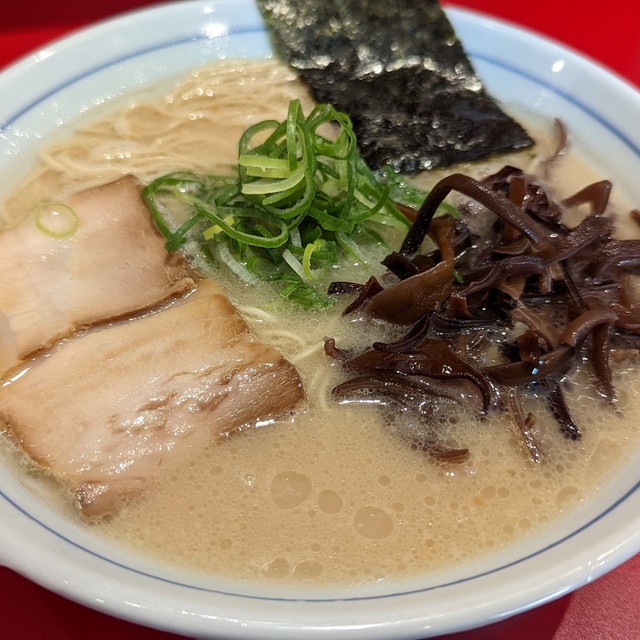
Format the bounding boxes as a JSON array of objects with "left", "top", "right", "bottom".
[
  {"left": 0, "top": 279, "right": 304, "bottom": 517},
  {"left": 0, "top": 175, "right": 194, "bottom": 377}
]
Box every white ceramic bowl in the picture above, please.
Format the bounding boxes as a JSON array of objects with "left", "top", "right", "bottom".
[{"left": 2, "top": 1, "right": 640, "bottom": 638}]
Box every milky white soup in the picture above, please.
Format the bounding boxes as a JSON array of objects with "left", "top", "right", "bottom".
[{"left": 1, "top": 60, "right": 639, "bottom": 586}]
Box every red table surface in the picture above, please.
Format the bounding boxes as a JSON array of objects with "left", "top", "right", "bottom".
[{"left": 1, "top": 2, "right": 639, "bottom": 639}]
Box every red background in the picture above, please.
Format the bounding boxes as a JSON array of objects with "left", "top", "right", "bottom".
[{"left": 1, "top": 2, "right": 639, "bottom": 639}]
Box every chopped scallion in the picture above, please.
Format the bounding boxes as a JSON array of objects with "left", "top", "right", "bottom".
[
  {"left": 142, "top": 100, "right": 454, "bottom": 308},
  {"left": 34, "top": 203, "right": 79, "bottom": 239}
]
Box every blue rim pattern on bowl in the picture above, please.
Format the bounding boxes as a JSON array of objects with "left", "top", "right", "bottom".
[
  {"left": 1, "top": 465, "right": 640, "bottom": 602},
  {"left": 1, "top": 8, "right": 640, "bottom": 608},
  {"left": 0, "top": 0, "right": 640, "bottom": 638}
]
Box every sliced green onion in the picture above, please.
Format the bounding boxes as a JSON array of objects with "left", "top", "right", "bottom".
[
  {"left": 282, "top": 248, "right": 307, "bottom": 281},
  {"left": 142, "top": 98, "right": 454, "bottom": 309},
  {"left": 302, "top": 239, "right": 325, "bottom": 280},
  {"left": 34, "top": 203, "right": 79, "bottom": 239},
  {"left": 193, "top": 202, "right": 289, "bottom": 248},
  {"left": 238, "top": 155, "right": 290, "bottom": 171},
  {"left": 336, "top": 231, "right": 367, "bottom": 263},
  {"left": 203, "top": 215, "right": 235, "bottom": 240},
  {"left": 241, "top": 164, "right": 306, "bottom": 195},
  {"left": 216, "top": 242, "right": 261, "bottom": 285},
  {"left": 289, "top": 226, "right": 302, "bottom": 248}
]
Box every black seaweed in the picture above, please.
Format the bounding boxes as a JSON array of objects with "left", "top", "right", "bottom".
[{"left": 256, "top": 0, "right": 534, "bottom": 172}]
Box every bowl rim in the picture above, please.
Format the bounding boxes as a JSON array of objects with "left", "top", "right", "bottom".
[{"left": 1, "top": 1, "right": 640, "bottom": 638}]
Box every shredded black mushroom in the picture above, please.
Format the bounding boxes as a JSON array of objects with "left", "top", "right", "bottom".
[{"left": 326, "top": 131, "right": 640, "bottom": 464}]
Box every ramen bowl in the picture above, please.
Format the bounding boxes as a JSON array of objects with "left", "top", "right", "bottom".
[{"left": 1, "top": 1, "right": 640, "bottom": 638}]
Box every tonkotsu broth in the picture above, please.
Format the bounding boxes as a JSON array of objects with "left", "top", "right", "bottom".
[{"left": 2, "top": 59, "right": 640, "bottom": 585}]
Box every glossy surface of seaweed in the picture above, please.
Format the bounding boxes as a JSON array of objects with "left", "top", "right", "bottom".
[{"left": 256, "top": 0, "right": 534, "bottom": 172}]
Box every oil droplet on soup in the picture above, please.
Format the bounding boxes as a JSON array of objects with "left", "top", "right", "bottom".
[
  {"left": 353, "top": 507, "right": 394, "bottom": 540},
  {"left": 270, "top": 471, "right": 313, "bottom": 510}
]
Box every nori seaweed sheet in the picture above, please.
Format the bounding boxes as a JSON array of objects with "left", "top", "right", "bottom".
[{"left": 255, "top": 0, "right": 535, "bottom": 173}]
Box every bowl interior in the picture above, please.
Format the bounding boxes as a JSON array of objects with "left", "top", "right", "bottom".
[{"left": 1, "top": 1, "right": 640, "bottom": 638}]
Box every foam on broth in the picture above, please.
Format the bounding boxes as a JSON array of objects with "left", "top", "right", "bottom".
[
  {"left": 1, "top": 60, "right": 640, "bottom": 586},
  {"left": 90, "top": 311, "right": 640, "bottom": 585}
]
